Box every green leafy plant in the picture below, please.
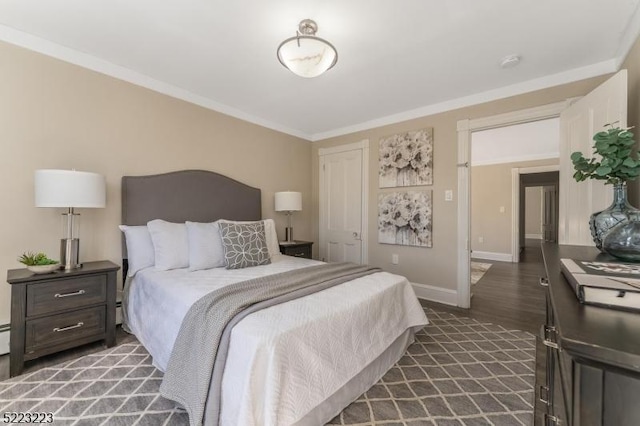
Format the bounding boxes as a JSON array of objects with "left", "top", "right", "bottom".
[
  {"left": 571, "top": 124, "right": 640, "bottom": 185},
  {"left": 18, "top": 252, "right": 58, "bottom": 266}
]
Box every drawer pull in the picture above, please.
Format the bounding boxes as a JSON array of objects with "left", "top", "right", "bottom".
[
  {"left": 54, "top": 289, "right": 86, "bottom": 298},
  {"left": 293, "top": 253, "right": 305, "bottom": 257},
  {"left": 544, "top": 413, "right": 562, "bottom": 425},
  {"left": 540, "top": 324, "right": 559, "bottom": 350},
  {"left": 53, "top": 322, "right": 84, "bottom": 332},
  {"left": 539, "top": 385, "right": 550, "bottom": 405},
  {"left": 539, "top": 277, "right": 549, "bottom": 287}
]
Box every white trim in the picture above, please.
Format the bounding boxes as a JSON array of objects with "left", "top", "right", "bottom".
[
  {"left": 519, "top": 165, "right": 560, "bottom": 174},
  {"left": 0, "top": 328, "right": 8, "bottom": 356},
  {"left": 525, "top": 234, "right": 543, "bottom": 240},
  {"left": 457, "top": 119, "right": 471, "bottom": 308},
  {"left": 411, "top": 282, "right": 458, "bottom": 306},
  {"left": 0, "top": 24, "right": 312, "bottom": 142},
  {"left": 471, "top": 251, "right": 513, "bottom": 262},
  {"left": 458, "top": 104, "right": 568, "bottom": 309},
  {"left": 318, "top": 140, "right": 369, "bottom": 264},
  {"left": 318, "top": 140, "right": 369, "bottom": 156},
  {"left": 472, "top": 153, "right": 558, "bottom": 167},
  {"left": 511, "top": 164, "right": 560, "bottom": 262},
  {"left": 0, "top": 24, "right": 621, "bottom": 144},
  {"left": 511, "top": 168, "right": 520, "bottom": 263},
  {"left": 311, "top": 63, "right": 614, "bottom": 141}
]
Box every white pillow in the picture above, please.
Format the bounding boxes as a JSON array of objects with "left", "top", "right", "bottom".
[
  {"left": 118, "top": 225, "right": 155, "bottom": 277},
  {"left": 147, "top": 219, "right": 189, "bottom": 271},
  {"left": 262, "top": 219, "right": 281, "bottom": 258},
  {"left": 219, "top": 219, "right": 281, "bottom": 258},
  {"left": 186, "top": 221, "right": 226, "bottom": 271}
]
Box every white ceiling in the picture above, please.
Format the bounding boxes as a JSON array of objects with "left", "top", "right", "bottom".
[{"left": 0, "top": 0, "right": 639, "bottom": 141}]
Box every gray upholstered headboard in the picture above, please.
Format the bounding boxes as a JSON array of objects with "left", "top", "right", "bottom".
[{"left": 121, "top": 169, "right": 261, "bottom": 262}]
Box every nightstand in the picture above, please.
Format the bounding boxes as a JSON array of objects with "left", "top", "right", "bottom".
[
  {"left": 6, "top": 260, "right": 119, "bottom": 377},
  {"left": 279, "top": 241, "right": 313, "bottom": 259}
]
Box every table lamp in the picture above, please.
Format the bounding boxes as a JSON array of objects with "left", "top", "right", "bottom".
[
  {"left": 275, "top": 191, "right": 302, "bottom": 243},
  {"left": 35, "top": 169, "right": 106, "bottom": 270}
]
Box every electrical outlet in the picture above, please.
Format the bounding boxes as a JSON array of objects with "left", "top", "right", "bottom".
[
  {"left": 499, "top": 206, "right": 505, "bottom": 213},
  {"left": 479, "top": 236, "right": 484, "bottom": 243},
  {"left": 392, "top": 254, "right": 399, "bottom": 264}
]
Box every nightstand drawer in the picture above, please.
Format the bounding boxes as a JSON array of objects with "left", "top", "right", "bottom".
[
  {"left": 282, "top": 246, "right": 312, "bottom": 258},
  {"left": 25, "top": 306, "right": 106, "bottom": 352},
  {"left": 26, "top": 275, "right": 107, "bottom": 317}
]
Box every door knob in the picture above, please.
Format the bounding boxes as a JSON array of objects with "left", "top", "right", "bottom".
[{"left": 352, "top": 232, "right": 361, "bottom": 240}]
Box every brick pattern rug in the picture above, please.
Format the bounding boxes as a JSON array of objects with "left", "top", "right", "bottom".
[{"left": 0, "top": 308, "right": 535, "bottom": 425}]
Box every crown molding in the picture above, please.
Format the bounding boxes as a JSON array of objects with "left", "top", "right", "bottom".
[
  {"left": 0, "top": 24, "right": 313, "bottom": 141},
  {"left": 310, "top": 59, "right": 617, "bottom": 141}
]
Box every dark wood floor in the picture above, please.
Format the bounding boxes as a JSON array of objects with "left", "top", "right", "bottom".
[{"left": 421, "top": 239, "right": 547, "bottom": 426}]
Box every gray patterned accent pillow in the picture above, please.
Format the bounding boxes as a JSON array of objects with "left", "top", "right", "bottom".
[{"left": 218, "top": 221, "right": 271, "bottom": 269}]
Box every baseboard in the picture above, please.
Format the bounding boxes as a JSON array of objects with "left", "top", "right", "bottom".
[
  {"left": 0, "top": 324, "right": 8, "bottom": 356},
  {"left": 471, "top": 251, "right": 512, "bottom": 262},
  {"left": 411, "top": 282, "right": 458, "bottom": 306},
  {"left": 525, "top": 234, "right": 543, "bottom": 240}
]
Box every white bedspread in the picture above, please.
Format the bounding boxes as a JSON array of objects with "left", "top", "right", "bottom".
[{"left": 126, "top": 255, "right": 428, "bottom": 425}]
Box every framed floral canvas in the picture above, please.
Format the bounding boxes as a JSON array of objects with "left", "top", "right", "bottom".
[
  {"left": 379, "top": 128, "right": 433, "bottom": 188},
  {"left": 378, "top": 191, "right": 432, "bottom": 247}
]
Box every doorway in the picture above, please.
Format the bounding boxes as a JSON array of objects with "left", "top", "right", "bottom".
[{"left": 519, "top": 172, "right": 559, "bottom": 248}]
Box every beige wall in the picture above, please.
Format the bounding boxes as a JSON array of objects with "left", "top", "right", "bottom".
[
  {"left": 525, "top": 187, "right": 543, "bottom": 237},
  {"left": 470, "top": 159, "right": 557, "bottom": 255},
  {"left": 0, "top": 41, "right": 312, "bottom": 325},
  {"left": 312, "top": 77, "right": 608, "bottom": 290}
]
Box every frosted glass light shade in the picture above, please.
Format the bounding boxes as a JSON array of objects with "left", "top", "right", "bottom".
[
  {"left": 35, "top": 169, "right": 106, "bottom": 208},
  {"left": 275, "top": 191, "right": 302, "bottom": 211},
  {"left": 277, "top": 36, "right": 337, "bottom": 78}
]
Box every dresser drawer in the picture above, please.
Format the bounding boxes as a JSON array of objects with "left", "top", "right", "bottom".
[
  {"left": 25, "top": 306, "right": 106, "bottom": 352},
  {"left": 26, "top": 274, "right": 107, "bottom": 317}
]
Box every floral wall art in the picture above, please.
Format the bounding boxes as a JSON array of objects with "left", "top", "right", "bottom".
[
  {"left": 378, "top": 191, "right": 432, "bottom": 247},
  {"left": 379, "top": 128, "right": 433, "bottom": 188}
]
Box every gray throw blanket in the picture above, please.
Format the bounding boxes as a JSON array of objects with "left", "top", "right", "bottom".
[{"left": 160, "top": 262, "right": 382, "bottom": 426}]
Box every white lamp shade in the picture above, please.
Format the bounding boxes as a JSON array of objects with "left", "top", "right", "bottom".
[
  {"left": 275, "top": 191, "right": 302, "bottom": 212},
  {"left": 277, "top": 36, "right": 337, "bottom": 78},
  {"left": 35, "top": 169, "right": 106, "bottom": 208}
]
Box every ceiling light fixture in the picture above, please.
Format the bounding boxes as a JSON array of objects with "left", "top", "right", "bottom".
[{"left": 277, "top": 19, "right": 338, "bottom": 78}]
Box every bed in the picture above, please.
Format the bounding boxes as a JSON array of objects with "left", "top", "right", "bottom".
[{"left": 121, "top": 170, "right": 428, "bottom": 426}]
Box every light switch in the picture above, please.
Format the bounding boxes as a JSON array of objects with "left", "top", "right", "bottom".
[
  {"left": 392, "top": 254, "right": 399, "bottom": 264},
  {"left": 499, "top": 206, "right": 505, "bottom": 213},
  {"left": 445, "top": 190, "right": 453, "bottom": 201}
]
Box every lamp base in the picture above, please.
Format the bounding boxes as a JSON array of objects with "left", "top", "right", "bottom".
[
  {"left": 60, "top": 238, "right": 80, "bottom": 270},
  {"left": 285, "top": 227, "right": 294, "bottom": 243}
]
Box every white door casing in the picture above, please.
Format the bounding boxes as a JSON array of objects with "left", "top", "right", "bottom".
[
  {"left": 558, "top": 70, "right": 627, "bottom": 246},
  {"left": 318, "top": 141, "right": 369, "bottom": 264},
  {"left": 457, "top": 101, "right": 570, "bottom": 308}
]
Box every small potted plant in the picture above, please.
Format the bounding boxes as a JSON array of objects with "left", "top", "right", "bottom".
[
  {"left": 18, "top": 251, "right": 60, "bottom": 274},
  {"left": 571, "top": 124, "right": 640, "bottom": 255}
]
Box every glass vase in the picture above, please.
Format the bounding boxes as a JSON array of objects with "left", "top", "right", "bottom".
[
  {"left": 602, "top": 220, "right": 640, "bottom": 261},
  {"left": 589, "top": 183, "right": 640, "bottom": 252}
]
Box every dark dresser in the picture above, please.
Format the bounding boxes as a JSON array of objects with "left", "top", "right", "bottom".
[
  {"left": 7, "top": 260, "right": 119, "bottom": 377},
  {"left": 540, "top": 243, "right": 640, "bottom": 425},
  {"left": 279, "top": 241, "right": 313, "bottom": 259}
]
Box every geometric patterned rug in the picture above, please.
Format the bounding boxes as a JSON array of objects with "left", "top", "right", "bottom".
[
  {"left": 0, "top": 308, "right": 535, "bottom": 426},
  {"left": 471, "top": 262, "right": 493, "bottom": 286}
]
